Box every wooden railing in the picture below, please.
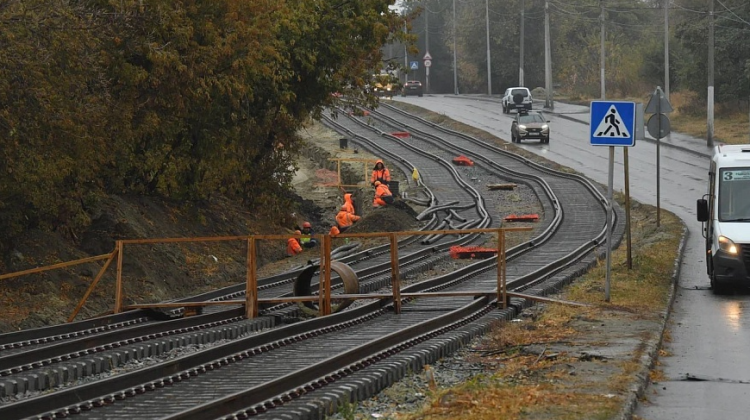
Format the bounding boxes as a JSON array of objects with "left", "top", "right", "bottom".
[{"left": 3, "top": 227, "right": 556, "bottom": 323}]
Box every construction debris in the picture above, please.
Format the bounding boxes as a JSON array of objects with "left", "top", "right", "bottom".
[
  {"left": 503, "top": 214, "right": 540, "bottom": 222},
  {"left": 487, "top": 183, "right": 517, "bottom": 190},
  {"left": 452, "top": 155, "right": 474, "bottom": 166},
  {"left": 449, "top": 245, "right": 498, "bottom": 259}
]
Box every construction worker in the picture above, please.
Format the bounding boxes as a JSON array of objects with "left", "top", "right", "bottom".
[
  {"left": 373, "top": 181, "right": 394, "bottom": 207},
  {"left": 336, "top": 205, "right": 361, "bottom": 232},
  {"left": 299, "top": 221, "right": 318, "bottom": 248},
  {"left": 412, "top": 167, "right": 421, "bottom": 187},
  {"left": 342, "top": 192, "right": 356, "bottom": 215},
  {"left": 370, "top": 159, "right": 391, "bottom": 186},
  {"left": 287, "top": 230, "right": 303, "bottom": 256}
]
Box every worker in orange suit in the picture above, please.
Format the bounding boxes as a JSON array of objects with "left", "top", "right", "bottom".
[
  {"left": 342, "top": 192, "right": 356, "bottom": 215},
  {"left": 373, "top": 181, "right": 394, "bottom": 207},
  {"left": 287, "top": 230, "right": 303, "bottom": 257},
  {"left": 336, "top": 205, "right": 361, "bottom": 232},
  {"left": 370, "top": 159, "right": 391, "bottom": 186}
]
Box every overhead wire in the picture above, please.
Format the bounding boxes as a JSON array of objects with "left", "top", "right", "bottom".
[{"left": 715, "top": 0, "right": 750, "bottom": 27}]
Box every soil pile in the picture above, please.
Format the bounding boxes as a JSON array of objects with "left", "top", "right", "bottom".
[{"left": 347, "top": 200, "right": 420, "bottom": 233}]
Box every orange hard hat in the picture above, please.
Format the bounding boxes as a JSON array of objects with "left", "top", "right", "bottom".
[
  {"left": 294, "top": 230, "right": 301, "bottom": 235},
  {"left": 374, "top": 181, "right": 381, "bottom": 186},
  {"left": 341, "top": 205, "right": 348, "bottom": 211},
  {"left": 302, "top": 221, "right": 311, "bottom": 228}
]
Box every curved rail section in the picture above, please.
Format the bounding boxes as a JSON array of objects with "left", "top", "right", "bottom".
[{"left": 0, "top": 111, "right": 498, "bottom": 399}]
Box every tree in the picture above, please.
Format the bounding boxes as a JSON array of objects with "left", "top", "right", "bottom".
[{"left": 0, "top": 0, "right": 410, "bottom": 250}]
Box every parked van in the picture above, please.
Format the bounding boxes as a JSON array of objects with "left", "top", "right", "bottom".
[{"left": 697, "top": 144, "right": 750, "bottom": 293}]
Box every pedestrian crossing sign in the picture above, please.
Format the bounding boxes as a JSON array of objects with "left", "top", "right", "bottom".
[{"left": 590, "top": 101, "right": 636, "bottom": 147}]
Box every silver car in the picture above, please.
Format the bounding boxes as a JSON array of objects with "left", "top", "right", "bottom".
[{"left": 511, "top": 111, "right": 550, "bottom": 144}]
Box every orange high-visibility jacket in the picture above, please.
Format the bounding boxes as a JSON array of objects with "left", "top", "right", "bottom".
[
  {"left": 336, "top": 210, "right": 361, "bottom": 228},
  {"left": 342, "top": 193, "right": 355, "bottom": 215},
  {"left": 287, "top": 237, "right": 303, "bottom": 256},
  {"left": 370, "top": 160, "right": 391, "bottom": 185},
  {"left": 374, "top": 183, "right": 392, "bottom": 199}
]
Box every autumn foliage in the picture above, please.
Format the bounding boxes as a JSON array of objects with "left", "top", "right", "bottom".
[{"left": 0, "top": 0, "right": 410, "bottom": 250}]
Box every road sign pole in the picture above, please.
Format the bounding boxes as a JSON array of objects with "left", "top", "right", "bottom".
[
  {"left": 606, "top": 146, "right": 614, "bottom": 302},
  {"left": 426, "top": 67, "right": 430, "bottom": 94},
  {"left": 624, "top": 147, "right": 632, "bottom": 270},
  {"left": 657, "top": 88, "right": 661, "bottom": 227}
]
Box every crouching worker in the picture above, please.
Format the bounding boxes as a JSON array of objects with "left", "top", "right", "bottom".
[
  {"left": 342, "top": 192, "right": 356, "bottom": 215},
  {"left": 287, "top": 230, "right": 303, "bottom": 257},
  {"left": 336, "top": 205, "right": 361, "bottom": 232},
  {"left": 373, "top": 181, "right": 394, "bottom": 207},
  {"left": 299, "top": 221, "right": 318, "bottom": 248}
]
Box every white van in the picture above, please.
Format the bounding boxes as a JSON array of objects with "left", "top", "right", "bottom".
[{"left": 697, "top": 144, "right": 750, "bottom": 293}]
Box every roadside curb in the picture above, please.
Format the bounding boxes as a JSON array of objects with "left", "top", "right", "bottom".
[{"left": 615, "top": 222, "right": 688, "bottom": 420}]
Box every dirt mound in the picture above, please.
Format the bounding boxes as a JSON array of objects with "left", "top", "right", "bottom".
[{"left": 347, "top": 200, "right": 419, "bottom": 233}]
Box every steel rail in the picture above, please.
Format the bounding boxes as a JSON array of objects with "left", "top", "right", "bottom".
[{"left": 0, "top": 105, "right": 612, "bottom": 419}]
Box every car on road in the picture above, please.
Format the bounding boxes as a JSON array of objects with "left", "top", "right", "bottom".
[
  {"left": 502, "top": 87, "right": 533, "bottom": 113},
  {"left": 510, "top": 110, "right": 549, "bottom": 144},
  {"left": 401, "top": 80, "right": 423, "bottom": 97}
]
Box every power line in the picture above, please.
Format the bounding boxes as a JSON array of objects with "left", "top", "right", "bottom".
[{"left": 716, "top": 0, "right": 750, "bottom": 27}]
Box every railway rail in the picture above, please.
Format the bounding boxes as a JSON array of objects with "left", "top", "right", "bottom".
[{"left": 0, "top": 103, "right": 619, "bottom": 419}]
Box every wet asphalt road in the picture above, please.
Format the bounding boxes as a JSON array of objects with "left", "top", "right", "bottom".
[{"left": 392, "top": 94, "right": 750, "bottom": 419}]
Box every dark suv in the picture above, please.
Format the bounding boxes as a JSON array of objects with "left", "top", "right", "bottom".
[
  {"left": 401, "top": 80, "right": 423, "bottom": 97},
  {"left": 510, "top": 110, "right": 550, "bottom": 144}
]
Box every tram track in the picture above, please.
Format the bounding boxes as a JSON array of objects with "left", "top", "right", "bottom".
[
  {"left": 0, "top": 103, "right": 619, "bottom": 419},
  {"left": 0, "top": 102, "right": 493, "bottom": 400}
]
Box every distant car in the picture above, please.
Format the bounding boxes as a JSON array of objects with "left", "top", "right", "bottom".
[
  {"left": 502, "top": 87, "right": 533, "bottom": 113},
  {"left": 373, "top": 82, "right": 394, "bottom": 98},
  {"left": 511, "top": 110, "right": 550, "bottom": 144},
  {"left": 401, "top": 80, "right": 423, "bottom": 97}
]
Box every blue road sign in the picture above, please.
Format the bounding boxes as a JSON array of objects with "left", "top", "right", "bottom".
[
  {"left": 409, "top": 61, "right": 419, "bottom": 70},
  {"left": 590, "top": 101, "right": 636, "bottom": 147}
]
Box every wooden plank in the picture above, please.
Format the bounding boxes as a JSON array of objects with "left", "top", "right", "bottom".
[
  {"left": 67, "top": 250, "right": 118, "bottom": 322},
  {"left": 1, "top": 253, "right": 113, "bottom": 281},
  {"left": 120, "top": 235, "right": 248, "bottom": 244},
  {"left": 487, "top": 183, "right": 517, "bottom": 190}
]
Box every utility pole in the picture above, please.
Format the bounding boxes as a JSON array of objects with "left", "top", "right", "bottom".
[
  {"left": 520, "top": 0, "right": 525, "bottom": 86},
  {"left": 425, "top": 7, "right": 430, "bottom": 94},
  {"left": 707, "top": 0, "right": 714, "bottom": 148},
  {"left": 403, "top": 23, "right": 408, "bottom": 85},
  {"left": 544, "top": 0, "right": 553, "bottom": 109},
  {"left": 453, "top": 0, "right": 458, "bottom": 95},
  {"left": 486, "top": 0, "right": 492, "bottom": 95},
  {"left": 664, "top": 0, "right": 670, "bottom": 98},
  {"left": 600, "top": 0, "right": 605, "bottom": 99}
]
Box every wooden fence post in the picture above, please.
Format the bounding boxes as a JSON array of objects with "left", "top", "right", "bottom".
[
  {"left": 114, "top": 241, "right": 124, "bottom": 314},
  {"left": 390, "top": 233, "right": 402, "bottom": 314},
  {"left": 246, "top": 237, "right": 258, "bottom": 319}
]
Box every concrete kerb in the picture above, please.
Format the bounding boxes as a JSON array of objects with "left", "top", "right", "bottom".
[{"left": 614, "top": 223, "right": 688, "bottom": 420}]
